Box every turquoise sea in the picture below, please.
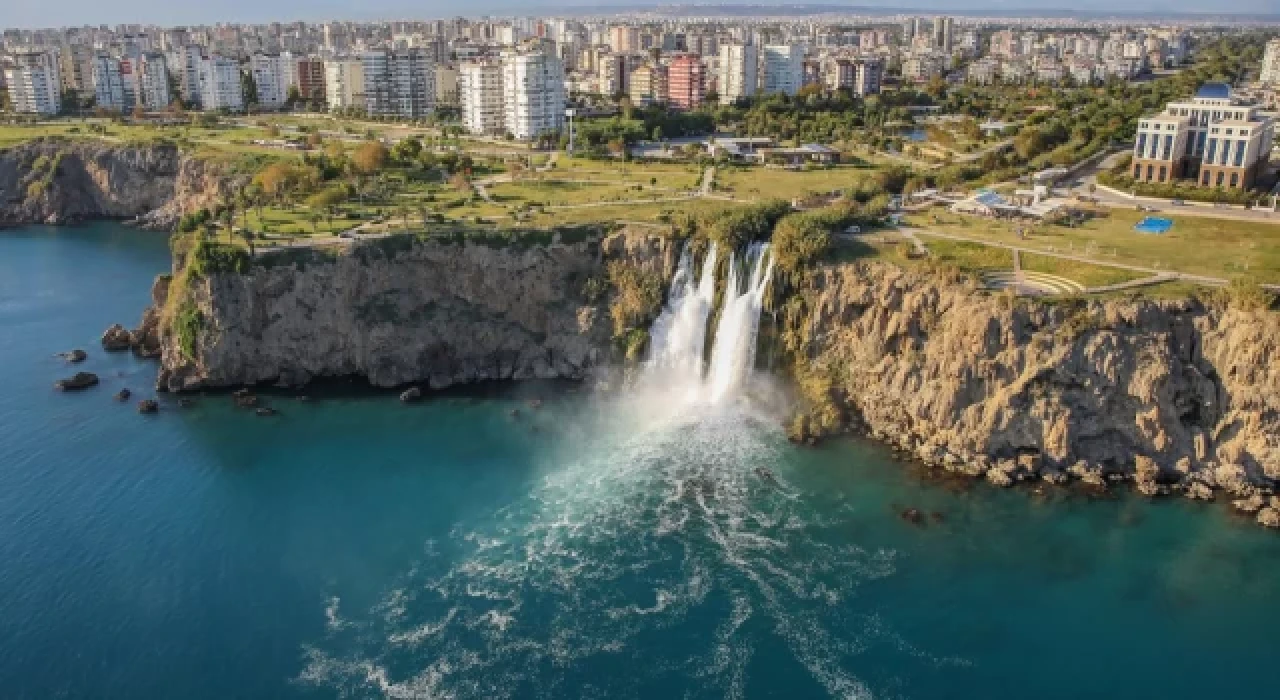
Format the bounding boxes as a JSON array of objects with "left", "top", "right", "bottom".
[{"left": 2, "top": 222, "right": 1279, "bottom": 699}]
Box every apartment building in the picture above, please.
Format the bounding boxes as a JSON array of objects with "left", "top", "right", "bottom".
[
  {"left": 628, "top": 63, "right": 668, "bottom": 107},
  {"left": 249, "top": 53, "right": 288, "bottom": 109},
  {"left": 362, "top": 48, "right": 436, "bottom": 119},
  {"left": 137, "top": 52, "right": 171, "bottom": 110},
  {"left": 459, "top": 58, "right": 505, "bottom": 135},
  {"left": 324, "top": 58, "right": 365, "bottom": 111},
  {"left": 435, "top": 64, "right": 459, "bottom": 106},
  {"left": 763, "top": 45, "right": 803, "bottom": 96},
  {"left": 171, "top": 45, "right": 204, "bottom": 107},
  {"left": 296, "top": 57, "right": 327, "bottom": 104},
  {"left": 666, "top": 53, "right": 705, "bottom": 110},
  {"left": 822, "top": 56, "right": 882, "bottom": 96},
  {"left": 91, "top": 53, "right": 126, "bottom": 111},
  {"left": 199, "top": 55, "right": 244, "bottom": 112},
  {"left": 609, "top": 26, "right": 640, "bottom": 54},
  {"left": 1131, "top": 83, "right": 1276, "bottom": 190},
  {"left": 1262, "top": 38, "right": 1280, "bottom": 86},
  {"left": 4, "top": 52, "right": 62, "bottom": 115},
  {"left": 717, "top": 43, "right": 757, "bottom": 104},
  {"left": 501, "top": 49, "right": 565, "bottom": 140}
]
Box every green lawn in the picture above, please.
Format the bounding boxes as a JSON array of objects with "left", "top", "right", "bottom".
[
  {"left": 910, "top": 208, "right": 1280, "bottom": 283},
  {"left": 715, "top": 165, "right": 881, "bottom": 200},
  {"left": 924, "top": 239, "right": 1015, "bottom": 272}
]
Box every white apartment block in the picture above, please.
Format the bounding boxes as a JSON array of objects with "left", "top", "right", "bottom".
[
  {"left": 4, "top": 52, "right": 62, "bottom": 115},
  {"left": 324, "top": 58, "right": 366, "bottom": 111},
  {"left": 249, "top": 54, "right": 288, "bottom": 109},
  {"left": 362, "top": 49, "right": 435, "bottom": 119},
  {"left": 199, "top": 55, "right": 244, "bottom": 112},
  {"left": 459, "top": 59, "right": 505, "bottom": 135},
  {"left": 763, "top": 44, "right": 803, "bottom": 96},
  {"left": 138, "top": 52, "right": 171, "bottom": 110},
  {"left": 170, "top": 45, "right": 204, "bottom": 107},
  {"left": 91, "top": 53, "right": 126, "bottom": 111},
  {"left": 718, "top": 43, "right": 757, "bottom": 104},
  {"left": 501, "top": 49, "right": 565, "bottom": 140},
  {"left": 1262, "top": 38, "right": 1280, "bottom": 86}
]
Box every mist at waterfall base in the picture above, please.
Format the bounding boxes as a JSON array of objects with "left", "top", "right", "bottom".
[{"left": 3, "top": 225, "right": 1280, "bottom": 699}]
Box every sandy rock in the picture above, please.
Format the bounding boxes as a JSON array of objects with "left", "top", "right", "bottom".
[
  {"left": 1257, "top": 508, "right": 1280, "bottom": 529},
  {"left": 1233, "top": 495, "right": 1267, "bottom": 514}
]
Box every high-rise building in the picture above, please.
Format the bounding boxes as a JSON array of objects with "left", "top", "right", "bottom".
[
  {"left": 296, "top": 57, "right": 327, "bottom": 104},
  {"left": 1261, "top": 38, "right": 1280, "bottom": 86},
  {"left": 362, "top": 49, "right": 436, "bottom": 119},
  {"left": 324, "top": 58, "right": 365, "bottom": 111},
  {"left": 933, "top": 17, "right": 954, "bottom": 53},
  {"left": 199, "top": 55, "right": 244, "bottom": 112},
  {"left": 249, "top": 53, "right": 288, "bottom": 109},
  {"left": 991, "top": 30, "right": 1017, "bottom": 58},
  {"left": 609, "top": 26, "right": 640, "bottom": 54},
  {"left": 763, "top": 44, "right": 803, "bottom": 96},
  {"left": 717, "top": 43, "right": 757, "bottom": 104},
  {"left": 91, "top": 53, "right": 126, "bottom": 111},
  {"left": 628, "top": 63, "right": 668, "bottom": 107},
  {"left": 460, "top": 58, "right": 505, "bottom": 135},
  {"left": 4, "top": 52, "right": 62, "bottom": 115},
  {"left": 434, "top": 64, "right": 459, "bottom": 106},
  {"left": 172, "top": 45, "right": 204, "bottom": 108},
  {"left": 501, "top": 49, "right": 565, "bottom": 140},
  {"left": 138, "top": 52, "right": 171, "bottom": 110},
  {"left": 666, "top": 53, "right": 705, "bottom": 110}
]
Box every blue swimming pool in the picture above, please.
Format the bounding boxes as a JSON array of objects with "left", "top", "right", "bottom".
[{"left": 1134, "top": 217, "right": 1173, "bottom": 234}]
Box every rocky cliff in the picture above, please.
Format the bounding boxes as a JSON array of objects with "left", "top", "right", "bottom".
[
  {"left": 797, "top": 261, "right": 1280, "bottom": 522},
  {"left": 0, "top": 139, "right": 235, "bottom": 229},
  {"left": 154, "top": 229, "right": 676, "bottom": 392}
]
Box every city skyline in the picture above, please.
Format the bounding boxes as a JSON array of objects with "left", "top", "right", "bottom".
[{"left": 6, "top": 1, "right": 1280, "bottom": 31}]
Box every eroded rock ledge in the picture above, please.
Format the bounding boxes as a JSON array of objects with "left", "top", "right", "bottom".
[
  {"left": 153, "top": 228, "right": 676, "bottom": 392},
  {"left": 0, "top": 139, "right": 237, "bottom": 230},
  {"left": 797, "top": 260, "right": 1280, "bottom": 525}
]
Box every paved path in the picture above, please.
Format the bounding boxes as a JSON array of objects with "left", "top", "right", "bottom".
[{"left": 700, "top": 166, "right": 717, "bottom": 196}]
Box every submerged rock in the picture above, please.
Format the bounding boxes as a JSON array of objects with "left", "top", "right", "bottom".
[
  {"left": 255, "top": 407, "right": 278, "bottom": 417},
  {"left": 114, "top": 388, "right": 132, "bottom": 402},
  {"left": 61, "top": 349, "right": 88, "bottom": 363},
  {"left": 55, "top": 372, "right": 99, "bottom": 391},
  {"left": 400, "top": 387, "right": 422, "bottom": 403},
  {"left": 234, "top": 394, "right": 259, "bottom": 408},
  {"left": 900, "top": 508, "right": 925, "bottom": 525},
  {"left": 137, "top": 399, "right": 159, "bottom": 414}
]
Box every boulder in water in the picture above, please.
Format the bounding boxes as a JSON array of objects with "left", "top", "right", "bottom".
[
  {"left": 55, "top": 372, "right": 99, "bottom": 391},
  {"left": 1257, "top": 508, "right": 1280, "bottom": 529},
  {"left": 234, "top": 394, "right": 259, "bottom": 408},
  {"left": 137, "top": 399, "right": 159, "bottom": 414},
  {"left": 900, "top": 508, "right": 925, "bottom": 525},
  {"left": 101, "top": 324, "right": 133, "bottom": 352},
  {"left": 400, "top": 387, "right": 422, "bottom": 403},
  {"left": 115, "top": 388, "right": 132, "bottom": 402},
  {"left": 61, "top": 349, "right": 88, "bottom": 363}
]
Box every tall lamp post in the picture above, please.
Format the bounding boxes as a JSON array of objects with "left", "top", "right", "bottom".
[{"left": 565, "top": 107, "right": 576, "bottom": 154}]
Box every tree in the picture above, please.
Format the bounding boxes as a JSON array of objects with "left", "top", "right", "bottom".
[
  {"left": 241, "top": 71, "right": 259, "bottom": 108},
  {"left": 391, "top": 136, "right": 422, "bottom": 164},
  {"left": 352, "top": 141, "right": 389, "bottom": 174}
]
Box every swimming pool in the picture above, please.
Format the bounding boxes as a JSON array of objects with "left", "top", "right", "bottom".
[{"left": 1134, "top": 216, "right": 1173, "bottom": 234}]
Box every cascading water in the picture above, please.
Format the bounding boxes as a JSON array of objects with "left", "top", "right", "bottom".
[
  {"left": 644, "top": 243, "right": 717, "bottom": 389},
  {"left": 706, "top": 243, "right": 774, "bottom": 404},
  {"left": 643, "top": 241, "right": 773, "bottom": 405}
]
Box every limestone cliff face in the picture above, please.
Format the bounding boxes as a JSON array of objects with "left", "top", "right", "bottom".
[
  {"left": 801, "top": 261, "right": 1280, "bottom": 501},
  {"left": 0, "top": 140, "right": 236, "bottom": 229},
  {"left": 156, "top": 230, "right": 675, "bottom": 392}
]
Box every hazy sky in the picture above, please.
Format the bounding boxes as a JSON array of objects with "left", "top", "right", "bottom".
[{"left": 5, "top": 0, "right": 1277, "bottom": 30}]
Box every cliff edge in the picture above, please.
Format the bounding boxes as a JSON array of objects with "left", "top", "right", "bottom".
[{"left": 797, "top": 260, "right": 1279, "bottom": 510}]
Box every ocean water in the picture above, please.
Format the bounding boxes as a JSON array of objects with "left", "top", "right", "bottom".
[{"left": 2, "top": 222, "right": 1279, "bottom": 700}]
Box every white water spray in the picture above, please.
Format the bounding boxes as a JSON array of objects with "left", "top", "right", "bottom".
[{"left": 643, "top": 241, "right": 773, "bottom": 405}]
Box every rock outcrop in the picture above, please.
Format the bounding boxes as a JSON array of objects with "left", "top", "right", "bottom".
[
  {"left": 154, "top": 229, "right": 675, "bottom": 392},
  {"left": 0, "top": 139, "right": 238, "bottom": 229},
  {"left": 798, "top": 260, "right": 1280, "bottom": 504}
]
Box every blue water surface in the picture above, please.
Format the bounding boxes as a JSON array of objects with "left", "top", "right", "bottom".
[{"left": 1, "top": 223, "right": 1278, "bottom": 700}]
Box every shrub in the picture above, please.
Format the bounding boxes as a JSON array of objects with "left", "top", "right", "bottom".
[
  {"left": 175, "top": 303, "right": 204, "bottom": 361},
  {"left": 606, "top": 261, "right": 664, "bottom": 337},
  {"left": 188, "top": 240, "right": 250, "bottom": 277}
]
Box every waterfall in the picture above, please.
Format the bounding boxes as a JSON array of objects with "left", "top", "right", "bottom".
[
  {"left": 644, "top": 243, "right": 717, "bottom": 388},
  {"left": 706, "top": 243, "right": 774, "bottom": 404},
  {"left": 643, "top": 241, "right": 773, "bottom": 406}
]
